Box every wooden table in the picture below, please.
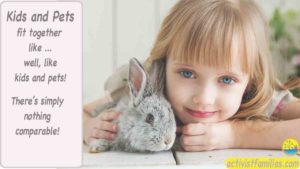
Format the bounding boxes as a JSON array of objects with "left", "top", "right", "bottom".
[{"left": 79, "top": 145, "right": 300, "bottom": 168}]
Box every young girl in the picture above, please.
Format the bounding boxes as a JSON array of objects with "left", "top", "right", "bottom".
[{"left": 83, "top": 0, "right": 300, "bottom": 151}]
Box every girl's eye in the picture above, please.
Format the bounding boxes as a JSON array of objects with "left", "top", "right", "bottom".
[
  {"left": 219, "top": 76, "right": 236, "bottom": 85},
  {"left": 180, "top": 70, "right": 195, "bottom": 79}
]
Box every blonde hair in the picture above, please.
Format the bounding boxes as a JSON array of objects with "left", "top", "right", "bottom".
[{"left": 145, "top": 0, "right": 299, "bottom": 121}]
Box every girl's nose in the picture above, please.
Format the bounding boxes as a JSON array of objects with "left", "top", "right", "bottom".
[{"left": 192, "top": 85, "right": 216, "bottom": 106}]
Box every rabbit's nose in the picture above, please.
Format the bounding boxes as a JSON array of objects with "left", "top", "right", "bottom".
[{"left": 164, "top": 138, "right": 172, "bottom": 145}]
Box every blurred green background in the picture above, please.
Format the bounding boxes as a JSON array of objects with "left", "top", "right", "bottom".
[{"left": 269, "top": 0, "right": 300, "bottom": 98}]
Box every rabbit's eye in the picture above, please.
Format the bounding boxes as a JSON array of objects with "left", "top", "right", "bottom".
[{"left": 145, "top": 114, "right": 154, "bottom": 124}]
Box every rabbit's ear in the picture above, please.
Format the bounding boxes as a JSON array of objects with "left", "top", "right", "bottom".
[
  {"left": 149, "top": 58, "right": 166, "bottom": 92},
  {"left": 128, "top": 58, "right": 148, "bottom": 105}
]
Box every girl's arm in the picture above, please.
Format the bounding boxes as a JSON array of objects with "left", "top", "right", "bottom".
[
  {"left": 234, "top": 118, "right": 300, "bottom": 149},
  {"left": 235, "top": 98, "right": 300, "bottom": 149},
  {"left": 83, "top": 97, "right": 109, "bottom": 127},
  {"left": 83, "top": 95, "right": 119, "bottom": 144},
  {"left": 178, "top": 99, "right": 300, "bottom": 151},
  {"left": 83, "top": 95, "right": 111, "bottom": 126},
  {"left": 178, "top": 119, "right": 300, "bottom": 151}
]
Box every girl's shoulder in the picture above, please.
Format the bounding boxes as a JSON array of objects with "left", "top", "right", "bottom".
[{"left": 266, "top": 89, "right": 297, "bottom": 117}]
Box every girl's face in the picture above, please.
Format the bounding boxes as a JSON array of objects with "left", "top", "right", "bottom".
[{"left": 165, "top": 58, "right": 249, "bottom": 124}]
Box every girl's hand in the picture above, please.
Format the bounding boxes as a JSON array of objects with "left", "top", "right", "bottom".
[
  {"left": 177, "top": 121, "right": 237, "bottom": 151},
  {"left": 83, "top": 109, "right": 120, "bottom": 144}
]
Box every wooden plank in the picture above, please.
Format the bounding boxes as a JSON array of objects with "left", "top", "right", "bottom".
[
  {"left": 82, "top": 145, "right": 176, "bottom": 166},
  {"left": 175, "top": 149, "right": 300, "bottom": 165}
]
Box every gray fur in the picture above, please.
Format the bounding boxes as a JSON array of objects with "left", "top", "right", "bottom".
[{"left": 89, "top": 58, "right": 176, "bottom": 153}]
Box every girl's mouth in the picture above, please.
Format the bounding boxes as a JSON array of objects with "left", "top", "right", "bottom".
[{"left": 185, "top": 108, "right": 216, "bottom": 118}]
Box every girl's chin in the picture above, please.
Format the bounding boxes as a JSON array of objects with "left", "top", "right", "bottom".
[
  {"left": 189, "top": 117, "right": 217, "bottom": 123},
  {"left": 179, "top": 114, "right": 218, "bottom": 124}
]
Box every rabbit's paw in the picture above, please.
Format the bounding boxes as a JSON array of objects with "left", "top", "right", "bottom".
[{"left": 89, "top": 139, "right": 110, "bottom": 153}]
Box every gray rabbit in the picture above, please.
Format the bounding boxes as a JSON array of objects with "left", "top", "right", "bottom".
[{"left": 89, "top": 58, "right": 176, "bottom": 153}]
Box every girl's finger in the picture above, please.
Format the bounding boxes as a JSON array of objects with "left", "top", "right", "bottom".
[
  {"left": 92, "top": 129, "right": 117, "bottom": 140},
  {"left": 86, "top": 138, "right": 97, "bottom": 145},
  {"left": 182, "top": 123, "right": 206, "bottom": 135},
  {"left": 181, "top": 135, "right": 206, "bottom": 146},
  {"left": 95, "top": 121, "right": 117, "bottom": 132},
  {"left": 181, "top": 145, "right": 215, "bottom": 152},
  {"left": 98, "top": 111, "right": 120, "bottom": 121}
]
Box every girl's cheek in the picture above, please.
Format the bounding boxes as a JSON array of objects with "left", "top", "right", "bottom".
[
  {"left": 166, "top": 80, "right": 190, "bottom": 105},
  {"left": 173, "top": 80, "right": 194, "bottom": 94},
  {"left": 221, "top": 94, "right": 243, "bottom": 114},
  {"left": 167, "top": 82, "right": 184, "bottom": 99}
]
